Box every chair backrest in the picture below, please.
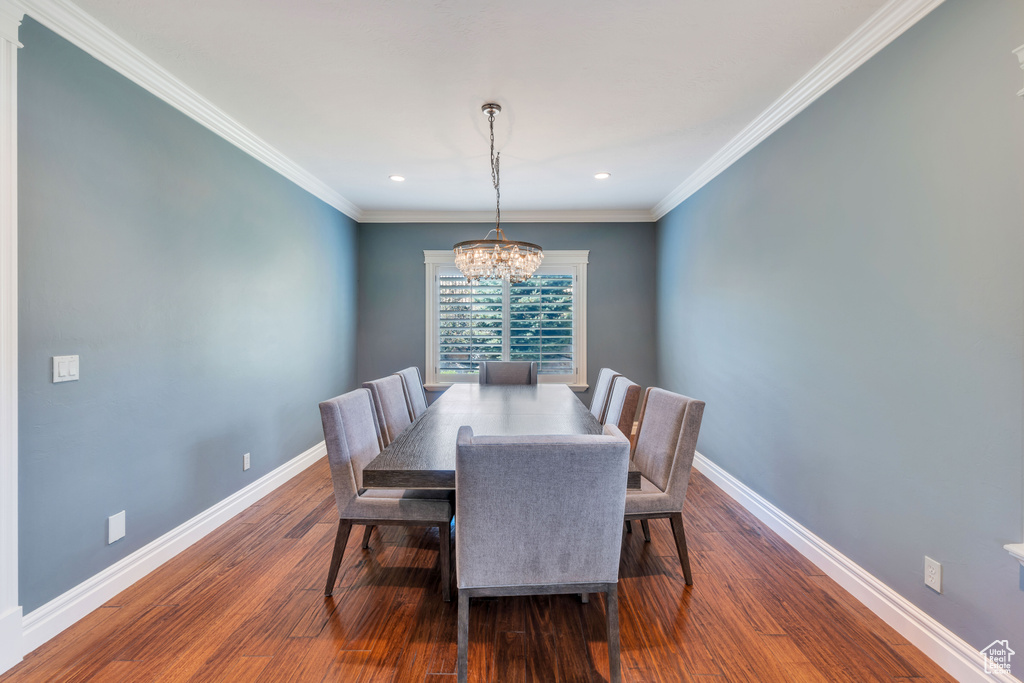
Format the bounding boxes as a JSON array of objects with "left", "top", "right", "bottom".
[
  {"left": 395, "top": 366, "right": 428, "bottom": 418},
  {"left": 632, "top": 387, "right": 705, "bottom": 508},
  {"left": 363, "top": 375, "right": 414, "bottom": 445},
  {"left": 603, "top": 376, "right": 641, "bottom": 438},
  {"left": 478, "top": 361, "right": 539, "bottom": 385},
  {"left": 455, "top": 425, "right": 630, "bottom": 590},
  {"left": 319, "top": 389, "right": 384, "bottom": 508},
  {"left": 589, "top": 368, "right": 621, "bottom": 421}
]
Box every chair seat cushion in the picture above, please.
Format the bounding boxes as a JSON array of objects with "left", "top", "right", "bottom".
[
  {"left": 338, "top": 489, "right": 452, "bottom": 523},
  {"left": 624, "top": 474, "right": 672, "bottom": 516}
]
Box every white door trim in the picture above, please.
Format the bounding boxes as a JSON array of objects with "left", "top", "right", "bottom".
[{"left": 0, "top": 0, "right": 23, "bottom": 674}]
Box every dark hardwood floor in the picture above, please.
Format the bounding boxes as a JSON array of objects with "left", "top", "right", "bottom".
[{"left": 2, "top": 458, "right": 955, "bottom": 682}]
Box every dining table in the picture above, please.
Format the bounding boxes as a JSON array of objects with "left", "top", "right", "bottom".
[{"left": 361, "top": 382, "right": 642, "bottom": 490}]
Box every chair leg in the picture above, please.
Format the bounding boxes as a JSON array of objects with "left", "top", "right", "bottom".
[
  {"left": 439, "top": 520, "right": 452, "bottom": 602},
  {"left": 324, "top": 519, "right": 352, "bottom": 596},
  {"left": 640, "top": 519, "right": 651, "bottom": 543},
  {"left": 606, "top": 585, "right": 621, "bottom": 683},
  {"left": 625, "top": 520, "right": 632, "bottom": 534},
  {"left": 457, "top": 592, "right": 470, "bottom": 683},
  {"left": 362, "top": 524, "right": 374, "bottom": 549},
  {"left": 669, "top": 513, "right": 693, "bottom": 586}
]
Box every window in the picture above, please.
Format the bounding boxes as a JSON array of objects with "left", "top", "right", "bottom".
[{"left": 424, "top": 250, "right": 588, "bottom": 390}]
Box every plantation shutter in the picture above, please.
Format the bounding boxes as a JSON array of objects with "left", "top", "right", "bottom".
[
  {"left": 509, "top": 273, "right": 574, "bottom": 375},
  {"left": 426, "top": 252, "right": 586, "bottom": 388},
  {"left": 437, "top": 275, "right": 504, "bottom": 374}
]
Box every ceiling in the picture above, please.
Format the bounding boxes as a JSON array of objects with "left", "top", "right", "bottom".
[{"left": 68, "top": 0, "right": 890, "bottom": 218}]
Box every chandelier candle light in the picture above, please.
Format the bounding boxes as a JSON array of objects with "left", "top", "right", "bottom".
[{"left": 453, "top": 103, "right": 544, "bottom": 283}]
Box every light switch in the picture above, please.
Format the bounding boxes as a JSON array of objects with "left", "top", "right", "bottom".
[{"left": 52, "top": 355, "right": 80, "bottom": 383}]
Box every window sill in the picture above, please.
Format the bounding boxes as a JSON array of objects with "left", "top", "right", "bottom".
[
  {"left": 1006, "top": 543, "right": 1024, "bottom": 569},
  {"left": 425, "top": 383, "right": 589, "bottom": 393}
]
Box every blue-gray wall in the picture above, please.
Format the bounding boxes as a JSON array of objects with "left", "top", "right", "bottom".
[
  {"left": 657, "top": 0, "right": 1024, "bottom": 650},
  {"left": 18, "top": 19, "right": 358, "bottom": 612},
  {"left": 356, "top": 223, "right": 657, "bottom": 405}
]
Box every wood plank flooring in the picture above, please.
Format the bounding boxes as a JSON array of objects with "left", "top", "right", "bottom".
[{"left": 2, "top": 458, "right": 955, "bottom": 682}]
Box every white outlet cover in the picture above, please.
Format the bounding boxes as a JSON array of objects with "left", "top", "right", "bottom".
[
  {"left": 52, "top": 355, "right": 80, "bottom": 383},
  {"left": 108, "top": 510, "right": 126, "bottom": 544},
  {"left": 924, "top": 556, "right": 942, "bottom": 593}
]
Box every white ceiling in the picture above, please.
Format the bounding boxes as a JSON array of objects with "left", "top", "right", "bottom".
[{"left": 68, "top": 0, "right": 889, "bottom": 217}]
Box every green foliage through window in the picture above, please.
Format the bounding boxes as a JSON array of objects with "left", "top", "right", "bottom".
[{"left": 438, "top": 273, "right": 574, "bottom": 375}]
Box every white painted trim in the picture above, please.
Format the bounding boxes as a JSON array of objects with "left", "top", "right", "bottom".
[
  {"left": 425, "top": 382, "right": 589, "bottom": 393},
  {"left": 1006, "top": 544, "right": 1024, "bottom": 569},
  {"left": 360, "top": 210, "right": 655, "bottom": 224},
  {"left": 424, "top": 249, "right": 590, "bottom": 266},
  {"left": 17, "top": 0, "right": 361, "bottom": 220},
  {"left": 0, "top": 1, "right": 23, "bottom": 44},
  {"left": 424, "top": 250, "right": 588, "bottom": 390},
  {"left": 0, "top": 2, "right": 22, "bottom": 674},
  {"left": 653, "top": 0, "right": 945, "bottom": 219},
  {"left": 19, "top": 440, "right": 327, "bottom": 654},
  {"left": 0, "top": 607, "right": 20, "bottom": 676},
  {"left": 692, "top": 452, "right": 1020, "bottom": 683},
  {"left": 1014, "top": 45, "right": 1024, "bottom": 98}
]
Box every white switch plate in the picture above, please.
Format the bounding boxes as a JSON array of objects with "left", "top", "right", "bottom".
[
  {"left": 108, "top": 510, "right": 126, "bottom": 544},
  {"left": 243, "top": 452, "right": 250, "bottom": 471},
  {"left": 924, "top": 556, "right": 942, "bottom": 593},
  {"left": 52, "top": 355, "right": 80, "bottom": 383}
]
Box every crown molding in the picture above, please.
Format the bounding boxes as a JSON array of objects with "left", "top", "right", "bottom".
[
  {"left": 18, "top": 0, "right": 361, "bottom": 220},
  {"left": 0, "top": 2, "right": 23, "bottom": 45},
  {"left": 653, "top": 0, "right": 946, "bottom": 220},
  {"left": 359, "top": 209, "right": 655, "bottom": 224},
  {"left": 423, "top": 248, "right": 589, "bottom": 264}
]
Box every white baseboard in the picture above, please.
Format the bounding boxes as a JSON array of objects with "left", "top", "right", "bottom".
[
  {"left": 693, "top": 452, "right": 1019, "bottom": 683},
  {"left": 0, "top": 606, "right": 23, "bottom": 673},
  {"left": 19, "top": 441, "right": 326, "bottom": 655}
]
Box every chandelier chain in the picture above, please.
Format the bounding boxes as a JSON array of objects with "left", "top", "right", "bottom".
[
  {"left": 488, "top": 109, "right": 501, "bottom": 235},
  {"left": 451, "top": 102, "right": 542, "bottom": 284}
]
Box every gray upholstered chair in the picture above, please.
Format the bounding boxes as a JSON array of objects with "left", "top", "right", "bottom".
[
  {"left": 363, "top": 374, "right": 414, "bottom": 446},
  {"left": 477, "top": 360, "right": 539, "bottom": 385},
  {"left": 455, "top": 425, "right": 629, "bottom": 683},
  {"left": 319, "top": 389, "right": 453, "bottom": 601},
  {"left": 395, "top": 366, "right": 429, "bottom": 419},
  {"left": 624, "top": 387, "right": 705, "bottom": 585},
  {"left": 603, "top": 375, "right": 641, "bottom": 445},
  {"left": 589, "top": 367, "right": 621, "bottom": 422}
]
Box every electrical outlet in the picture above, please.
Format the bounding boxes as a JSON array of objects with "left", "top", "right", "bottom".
[
  {"left": 924, "top": 556, "right": 942, "bottom": 593},
  {"left": 108, "top": 510, "right": 125, "bottom": 544},
  {"left": 243, "top": 452, "right": 250, "bottom": 471}
]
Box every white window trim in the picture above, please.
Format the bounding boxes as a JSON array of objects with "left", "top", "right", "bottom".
[{"left": 424, "top": 249, "right": 588, "bottom": 392}]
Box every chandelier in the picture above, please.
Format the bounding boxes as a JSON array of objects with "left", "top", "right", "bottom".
[{"left": 453, "top": 103, "right": 543, "bottom": 284}]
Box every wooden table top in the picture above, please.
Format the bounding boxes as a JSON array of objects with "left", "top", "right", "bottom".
[{"left": 362, "top": 383, "right": 642, "bottom": 490}]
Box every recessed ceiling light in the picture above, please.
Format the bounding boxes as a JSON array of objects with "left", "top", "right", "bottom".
[
  {"left": 389, "top": 175, "right": 405, "bottom": 182},
  {"left": 594, "top": 172, "right": 611, "bottom": 180}
]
